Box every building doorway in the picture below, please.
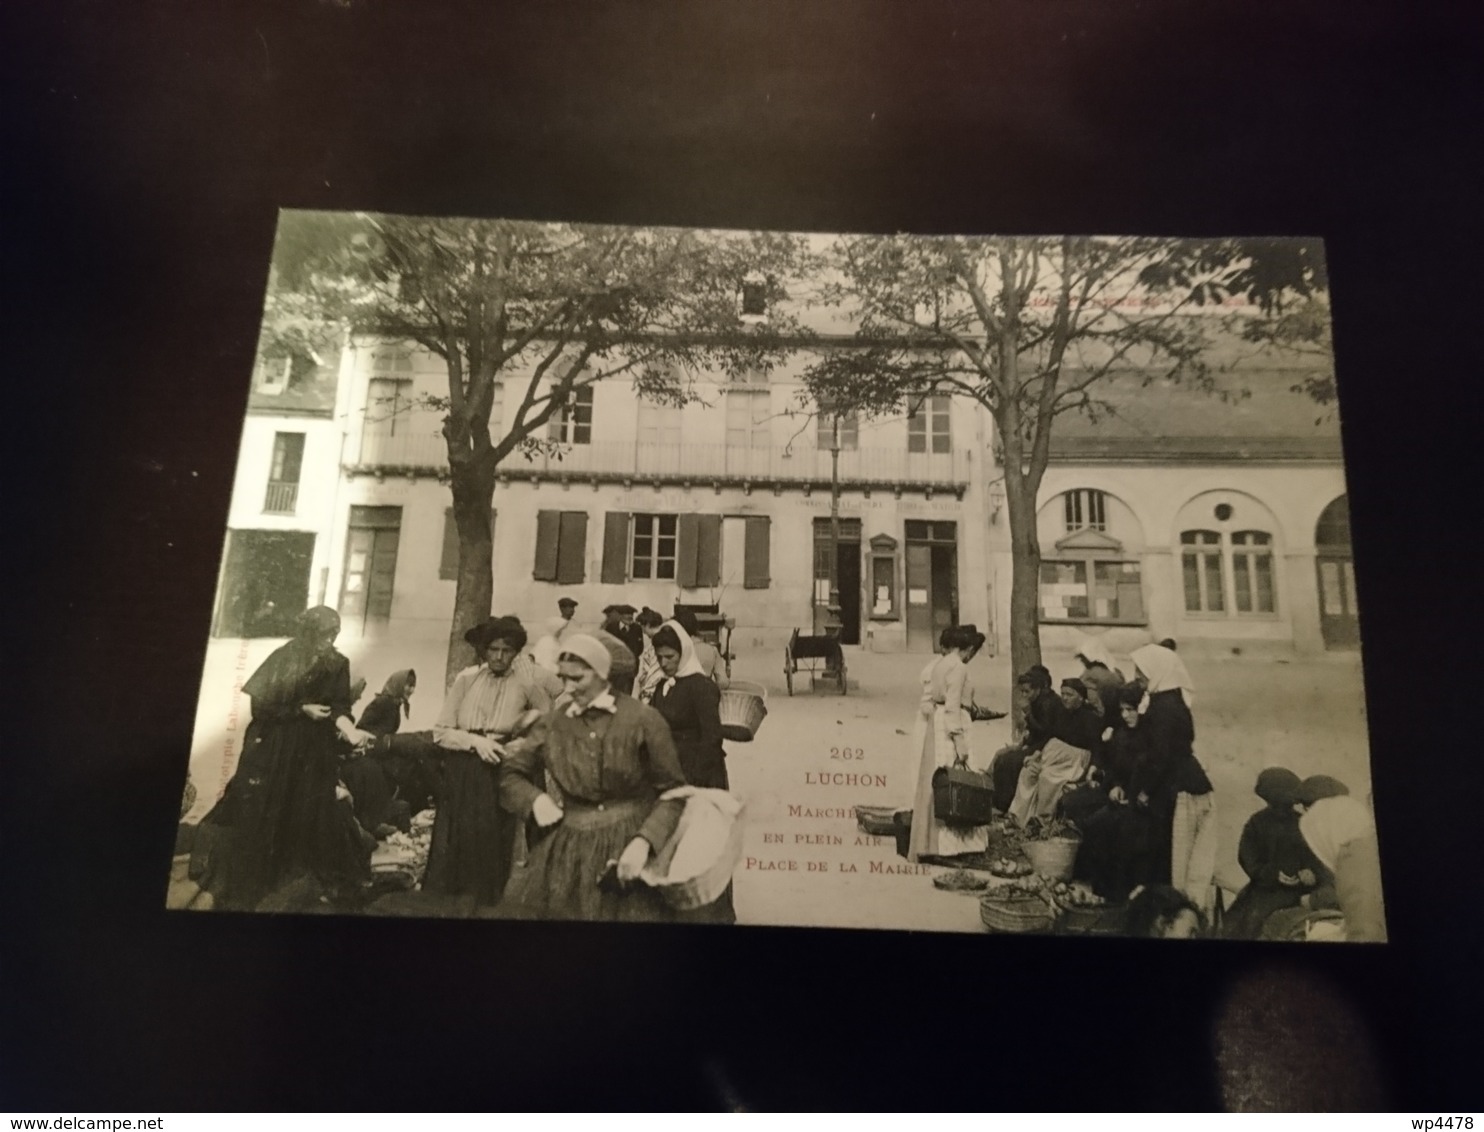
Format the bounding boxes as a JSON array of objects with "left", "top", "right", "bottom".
[
  {"left": 812, "top": 517, "right": 862, "bottom": 644},
  {"left": 213, "top": 529, "right": 316, "bottom": 638},
  {"left": 1315, "top": 495, "right": 1359, "bottom": 649},
  {"left": 905, "top": 520, "right": 958, "bottom": 652}
]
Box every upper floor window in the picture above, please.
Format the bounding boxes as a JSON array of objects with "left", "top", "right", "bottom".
[
  {"left": 726, "top": 389, "right": 770, "bottom": 449},
  {"left": 908, "top": 394, "right": 952, "bottom": 454},
  {"left": 264, "top": 432, "right": 305, "bottom": 514},
  {"left": 816, "top": 406, "right": 859, "bottom": 451},
  {"left": 365, "top": 377, "right": 414, "bottom": 438},
  {"left": 1064, "top": 489, "right": 1108, "bottom": 532},
  {"left": 637, "top": 397, "right": 683, "bottom": 447},
  {"left": 255, "top": 354, "right": 293, "bottom": 395},
  {"left": 549, "top": 386, "right": 593, "bottom": 445}
]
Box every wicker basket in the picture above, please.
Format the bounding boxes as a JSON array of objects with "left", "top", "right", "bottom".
[
  {"left": 980, "top": 893, "right": 1057, "bottom": 934},
  {"left": 1053, "top": 897, "right": 1114, "bottom": 933},
  {"left": 643, "top": 795, "right": 746, "bottom": 911},
  {"left": 719, "top": 681, "right": 768, "bottom": 742},
  {"left": 1023, "top": 836, "right": 1080, "bottom": 881}
]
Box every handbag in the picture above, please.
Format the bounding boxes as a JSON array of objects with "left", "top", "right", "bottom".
[{"left": 932, "top": 765, "right": 996, "bottom": 826}]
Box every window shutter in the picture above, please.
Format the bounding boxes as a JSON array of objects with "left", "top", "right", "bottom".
[
  {"left": 533, "top": 510, "right": 561, "bottom": 581},
  {"left": 439, "top": 509, "right": 459, "bottom": 580},
  {"left": 601, "top": 512, "right": 630, "bottom": 584},
  {"left": 676, "top": 513, "right": 700, "bottom": 588},
  {"left": 743, "top": 516, "right": 771, "bottom": 589},
  {"left": 556, "top": 511, "right": 588, "bottom": 584},
  {"left": 697, "top": 514, "right": 722, "bottom": 587}
]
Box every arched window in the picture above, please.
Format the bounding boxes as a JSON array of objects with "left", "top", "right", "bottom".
[
  {"left": 1063, "top": 489, "right": 1107, "bottom": 532},
  {"left": 1181, "top": 527, "right": 1278, "bottom": 616}
]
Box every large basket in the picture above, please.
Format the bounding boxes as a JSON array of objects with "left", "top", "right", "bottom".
[
  {"left": 854, "top": 805, "right": 899, "bottom": 837},
  {"left": 1053, "top": 897, "right": 1117, "bottom": 934},
  {"left": 980, "top": 893, "right": 1057, "bottom": 934},
  {"left": 643, "top": 794, "right": 746, "bottom": 911},
  {"left": 719, "top": 681, "right": 768, "bottom": 742},
  {"left": 1023, "top": 836, "right": 1080, "bottom": 881}
]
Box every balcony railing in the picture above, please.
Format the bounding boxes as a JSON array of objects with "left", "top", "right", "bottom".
[
  {"left": 352, "top": 429, "right": 971, "bottom": 487},
  {"left": 263, "top": 481, "right": 299, "bottom": 514}
]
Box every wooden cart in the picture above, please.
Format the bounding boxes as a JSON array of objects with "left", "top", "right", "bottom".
[{"left": 784, "top": 628, "right": 846, "bottom": 695}]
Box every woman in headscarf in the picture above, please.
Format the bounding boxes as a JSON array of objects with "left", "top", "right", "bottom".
[
  {"left": 1129, "top": 642, "right": 1215, "bottom": 914},
  {"left": 339, "top": 669, "right": 418, "bottom": 838},
  {"left": 197, "top": 606, "right": 376, "bottom": 911},
  {"left": 649, "top": 620, "right": 736, "bottom": 924},
  {"left": 673, "top": 608, "right": 729, "bottom": 690},
  {"left": 990, "top": 667, "right": 1060, "bottom": 814},
  {"left": 1222, "top": 767, "right": 1322, "bottom": 940},
  {"left": 497, "top": 634, "right": 689, "bottom": 922},
  {"left": 1073, "top": 684, "right": 1161, "bottom": 900},
  {"left": 1299, "top": 792, "right": 1386, "bottom": 942},
  {"left": 422, "top": 616, "right": 553, "bottom": 908},
  {"left": 907, "top": 628, "right": 990, "bottom": 863},
  {"left": 1009, "top": 676, "right": 1104, "bottom": 827}
]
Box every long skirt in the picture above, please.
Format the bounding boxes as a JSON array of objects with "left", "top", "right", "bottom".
[
  {"left": 1170, "top": 790, "right": 1219, "bottom": 916},
  {"left": 1223, "top": 882, "right": 1308, "bottom": 941},
  {"left": 1009, "top": 738, "right": 1091, "bottom": 828},
  {"left": 1074, "top": 802, "right": 1159, "bottom": 901},
  {"left": 991, "top": 745, "right": 1029, "bottom": 814},
  {"left": 499, "top": 796, "right": 676, "bottom": 922},
  {"left": 422, "top": 751, "right": 515, "bottom": 907},
  {"left": 907, "top": 705, "right": 989, "bottom": 862}
]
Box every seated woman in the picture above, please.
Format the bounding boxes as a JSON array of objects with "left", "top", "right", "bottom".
[
  {"left": 423, "top": 617, "right": 553, "bottom": 909},
  {"left": 1009, "top": 677, "right": 1103, "bottom": 827},
  {"left": 1074, "top": 637, "right": 1127, "bottom": 727},
  {"left": 1297, "top": 792, "right": 1386, "bottom": 942},
  {"left": 497, "top": 634, "right": 689, "bottom": 923},
  {"left": 990, "top": 668, "right": 1059, "bottom": 814},
  {"left": 1222, "top": 767, "right": 1321, "bottom": 940},
  {"left": 1073, "top": 684, "right": 1161, "bottom": 901},
  {"left": 650, "top": 620, "right": 735, "bottom": 924},
  {"left": 1124, "top": 884, "right": 1206, "bottom": 939},
  {"left": 340, "top": 668, "right": 420, "bottom": 837}
]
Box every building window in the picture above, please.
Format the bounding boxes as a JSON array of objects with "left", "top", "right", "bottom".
[
  {"left": 1231, "top": 530, "right": 1276, "bottom": 614},
  {"left": 637, "top": 397, "right": 683, "bottom": 447},
  {"left": 725, "top": 389, "right": 770, "bottom": 449},
  {"left": 741, "top": 280, "right": 767, "bottom": 317},
  {"left": 549, "top": 386, "right": 593, "bottom": 445},
  {"left": 816, "top": 406, "right": 859, "bottom": 451},
  {"left": 264, "top": 432, "right": 305, "bottom": 514},
  {"left": 365, "top": 377, "right": 414, "bottom": 438},
  {"left": 907, "top": 395, "right": 952, "bottom": 454},
  {"left": 1064, "top": 489, "right": 1107, "bottom": 532},
  {"left": 255, "top": 354, "right": 293, "bottom": 395},
  {"left": 340, "top": 506, "right": 402, "bottom": 629},
  {"left": 632, "top": 514, "right": 679, "bottom": 580},
  {"left": 1181, "top": 530, "right": 1226, "bottom": 613},
  {"left": 1039, "top": 559, "right": 1145, "bottom": 623}
]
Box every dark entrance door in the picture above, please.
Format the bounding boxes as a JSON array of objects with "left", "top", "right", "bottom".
[
  {"left": 905, "top": 520, "right": 959, "bottom": 651},
  {"left": 213, "top": 529, "right": 316, "bottom": 637},
  {"left": 1314, "top": 496, "right": 1359, "bottom": 649},
  {"left": 812, "top": 518, "right": 862, "bottom": 644}
]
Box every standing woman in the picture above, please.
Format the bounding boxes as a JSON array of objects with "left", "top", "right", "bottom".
[
  {"left": 633, "top": 607, "right": 667, "bottom": 704},
  {"left": 650, "top": 620, "right": 736, "bottom": 923},
  {"left": 499, "top": 635, "right": 688, "bottom": 922},
  {"left": 1128, "top": 642, "right": 1216, "bottom": 914},
  {"left": 423, "top": 616, "right": 553, "bottom": 908},
  {"left": 208, "top": 606, "right": 376, "bottom": 911},
  {"left": 908, "top": 628, "right": 990, "bottom": 862}
]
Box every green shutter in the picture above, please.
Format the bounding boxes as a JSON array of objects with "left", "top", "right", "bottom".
[
  {"left": 697, "top": 514, "right": 722, "bottom": 587},
  {"left": 533, "top": 511, "right": 560, "bottom": 581},
  {"left": 556, "top": 511, "right": 588, "bottom": 584},
  {"left": 743, "top": 516, "right": 771, "bottom": 589},
  {"left": 676, "top": 513, "right": 700, "bottom": 588},
  {"left": 601, "top": 512, "right": 630, "bottom": 584}
]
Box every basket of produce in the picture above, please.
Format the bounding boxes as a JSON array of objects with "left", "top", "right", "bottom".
[
  {"left": 980, "top": 880, "right": 1057, "bottom": 934},
  {"left": 987, "top": 856, "right": 1036, "bottom": 879},
  {"left": 719, "top": 681, "right": 768, "bottom": 742},
  {"left": 933, "top": 868, "right": 991, "bottom": 894},
  {"left": 854, "top": 805, "right": 899, "bottom": 837},
  {"left": 932, "top": 765, "right": 996, "bottom": 826},
  {"left": 1022, "top": 817, "right": 1081, "bottom": 881},
  {"left": 1049, "top": 881, "right": 1112, "bottom": 932}
]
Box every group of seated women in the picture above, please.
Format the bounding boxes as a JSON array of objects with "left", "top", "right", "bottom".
[{"left": 194, "top": 607, "right": 738, "bottom": 922}]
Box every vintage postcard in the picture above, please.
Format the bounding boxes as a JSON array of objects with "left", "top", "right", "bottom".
[{"left": 169, "top": 210, "right": 1377, "bottom": 941}]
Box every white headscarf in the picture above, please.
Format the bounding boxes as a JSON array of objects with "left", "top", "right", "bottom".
[
  {"left": 1130, "top": 643, "right": 1197, "bottom": 711},
  {"left": 1300, "top": 795, "right": 1376, "bottom": 873},
  {"left": 1075, "top": 635, "right": 1117, "bottom": 672},
  {"left": 656, "top": 619, "right": 705, "bottom": 697},
  {"left": 531, "top": 616, "right": 570, "bottom": 673}
]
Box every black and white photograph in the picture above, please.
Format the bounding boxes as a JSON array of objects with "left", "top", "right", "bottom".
[{"left": 170, "top": 213, "right": 1376, "bottom": 941}]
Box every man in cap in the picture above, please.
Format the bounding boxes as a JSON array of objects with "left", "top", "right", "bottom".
[{"left": 557, "top": 596, "right": 578, "bottom": 623}]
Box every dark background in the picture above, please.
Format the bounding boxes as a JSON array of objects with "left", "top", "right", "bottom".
[{"left": 4, "top": 0, "right": 1482, "bottom": 1111}]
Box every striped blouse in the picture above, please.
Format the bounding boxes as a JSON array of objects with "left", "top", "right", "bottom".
[{"left": 434, "top": 663, "right": 552, "bottom": 752}]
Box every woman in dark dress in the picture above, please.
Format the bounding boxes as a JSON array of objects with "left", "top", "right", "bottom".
[
  {"left": 991, "top": 667, "right": 1060, "bottom": 814},
  {"left": 1074, "top": 684, "right": 1161, "bottom": 900},
  {"left": 199, "top": 606, "right": 377, "bottom": 911},
  {"left": 1223, "top": 767, "right": 1320, "bottom": 939},
  {"left": 341, "top": 669, "right": 440, "bottom": 835},
  {"left": 649, "top": 621, "right": 736, "bottom": 924},
  {"left": 423, "top": 617, "right": 552, "bottom": 908},
  {"left": 498, "top": 634, "right": 688, "bottom": 923}
]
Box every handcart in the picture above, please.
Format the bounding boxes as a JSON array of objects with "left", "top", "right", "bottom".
[{"left": 783, "top": 627, "right": 846, "bottom": 696}]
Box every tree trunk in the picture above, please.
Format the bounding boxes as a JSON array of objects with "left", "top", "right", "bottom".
[
  {"left": 1005, "top": 469, "right": 1043, "bottom": 697},
  {"left": 444, "top": 454, "right": 497, "bottom": 687}
]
